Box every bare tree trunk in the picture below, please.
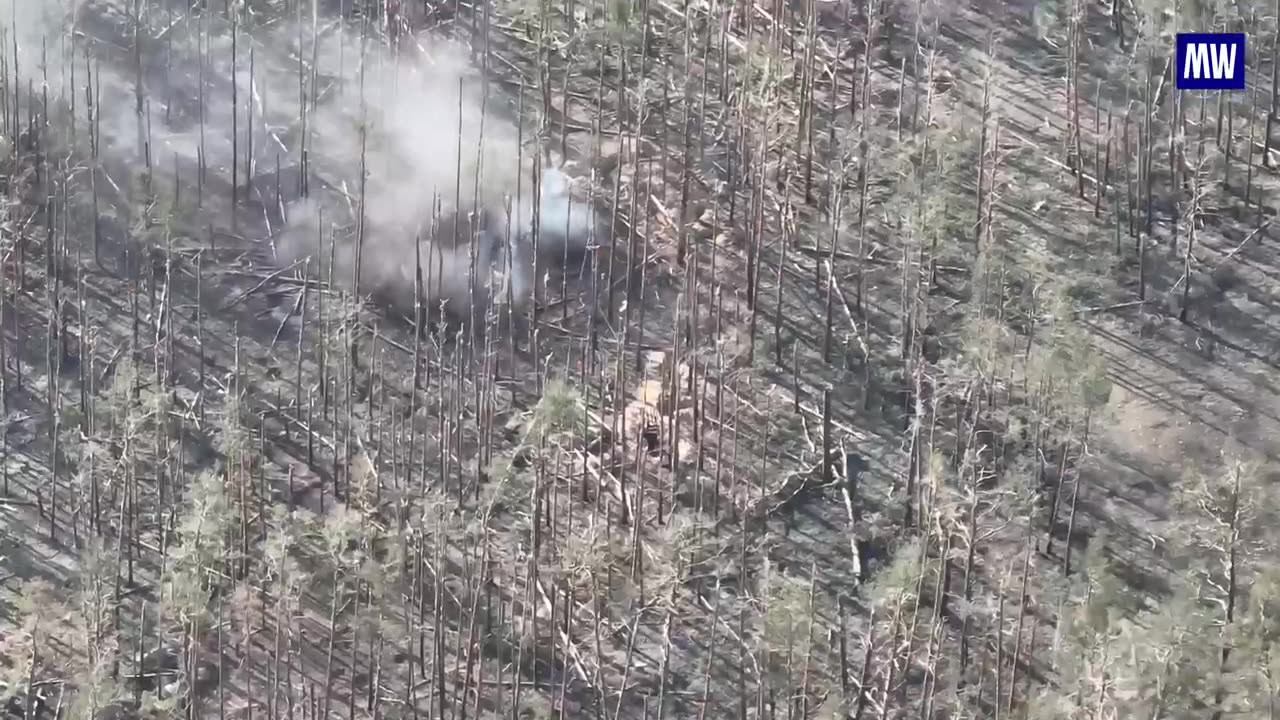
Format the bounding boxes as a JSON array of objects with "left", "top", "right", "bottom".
[{"left": 1264, "top": 1, "right": 1279, "bottom": 168}]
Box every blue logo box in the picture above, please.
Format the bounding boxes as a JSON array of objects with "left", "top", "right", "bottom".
[{"left": 1176, "top": 33, "right": 1246, "bottom": 90}]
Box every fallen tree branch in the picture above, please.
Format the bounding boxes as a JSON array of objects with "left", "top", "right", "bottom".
[
  {"left": 219, "top": 257, "right": 308, "bottom": 311},
  {"left": 1215, "top": 218, "right": 1273, "bottom": 268},
  {"left": 825, "top": 259, "right": 870, "bottom": 363},
  {"left": 838, "top": 439, "right": 863, "bottom": 583}
]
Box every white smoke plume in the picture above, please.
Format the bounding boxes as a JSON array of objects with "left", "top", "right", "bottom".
[
  {"left": 271, "top": 32, "right": 603, "bottom": 320},
  {"left": 3, "top": 0, "right": 603, "bottom": 322},
  {"left": 0, "top": 0, "right": 77, "bottom": 68}
]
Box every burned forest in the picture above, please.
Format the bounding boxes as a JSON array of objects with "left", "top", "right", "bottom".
[{"left": 1, "top": 0, "right": 1280, "bottom": 717}]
